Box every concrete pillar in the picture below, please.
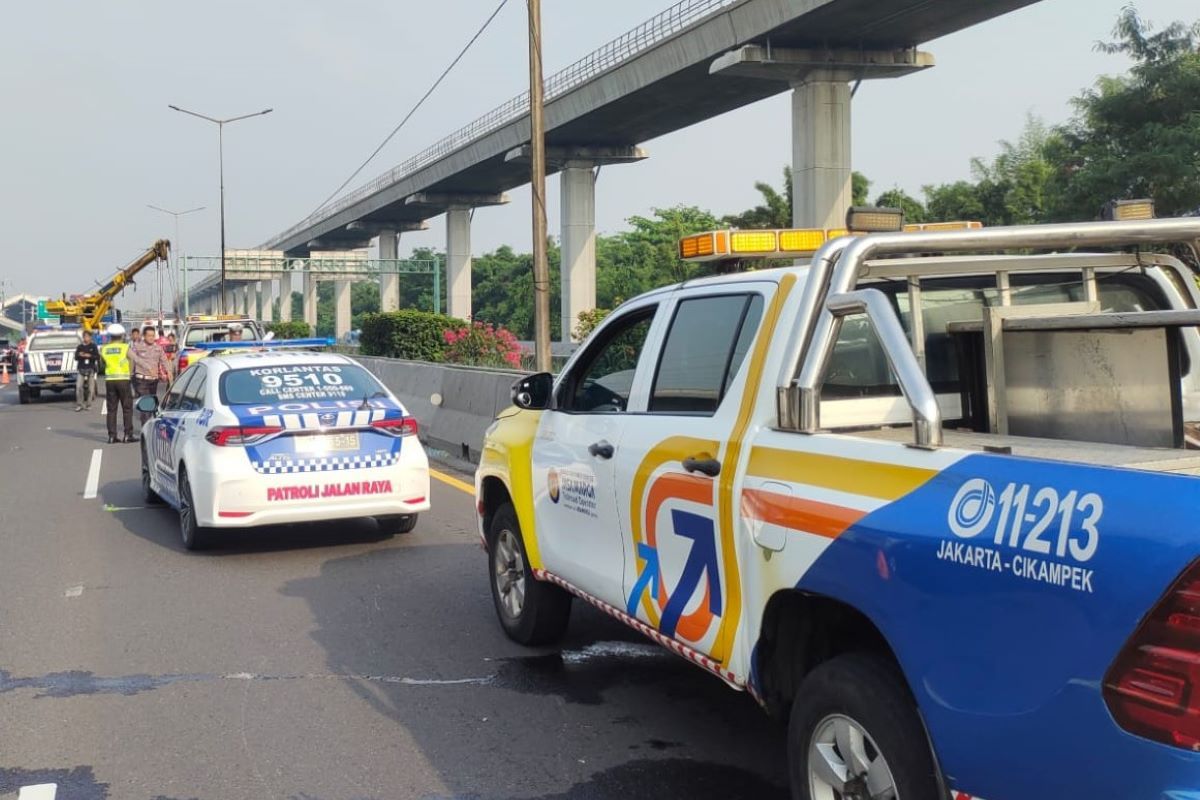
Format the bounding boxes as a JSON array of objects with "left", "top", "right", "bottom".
[
  {"left": 278, "top": 275, "right": 292, "bottom": 322},
  {"left": 561, "top": 163, "right": 597, "bottom": 342},
  {"left": 334, "top": 280, "right": 352, "bottom": 342},
  {"left": 446, "top": 207, "right": 472, "bottom": 320},
  {"left": 241, "top": 284, "right": 254, "bottom": 318},
  {"left": 259, "top": 281, "right": 273, "bottom": 324},
  {"left": 792, "top": 78, "right": 852, "bottom": 230},
  {"left": 378, "top": 232, "right": 400, "bottom": 313},
  {"left": 303, "top": 273, "right": 318, "bottom": 335},
  {"left": 224, "top": 287, "right": 236, "bottom": 316}
]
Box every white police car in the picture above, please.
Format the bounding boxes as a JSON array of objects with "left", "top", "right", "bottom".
[{"left": 136, "top": 342, "right": 430, "bottom": 549}]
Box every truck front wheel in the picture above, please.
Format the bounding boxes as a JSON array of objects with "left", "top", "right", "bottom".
[
  {"left": 788, "top": 653, "right": 939, "bottom": 800},
  {"left": 487, "top": 502, "right": 571, "bottom": 645}
]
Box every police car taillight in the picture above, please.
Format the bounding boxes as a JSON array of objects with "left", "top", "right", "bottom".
[
  {"left": 371, "top": 417, "right": 418, "bottom": 437},
  {"left": 1104, "top": 559, "right": 1200, "bottom": 750},
  {"left": 20, "top": 354, "right": 28, "bottom": 373},
  {"left": 205, "top": 425, "right": 283, "bottom": 447}
]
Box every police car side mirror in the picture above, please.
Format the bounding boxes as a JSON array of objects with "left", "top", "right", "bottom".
[
  {"left": 512, "top": 372, "right": 553, "bottom": 410},
  {"left": 135, "top": 395, "right": 159, "bottom": 414}
]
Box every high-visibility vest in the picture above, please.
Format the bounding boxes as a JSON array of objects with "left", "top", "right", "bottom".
[{"left": 100, "top": 342, "right": 131, "bottom": 381}]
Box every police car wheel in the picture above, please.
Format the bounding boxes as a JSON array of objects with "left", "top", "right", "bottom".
[
  {"left": 178, "top": 468, "right": 210, "bottom": 551},
  {"left": 18, "top": 386, "right": 30, "bottom": 404},
  {"left": 487, "top": 502, "right": 571, "bottom": 645},
  {"left": 375, "top": 514, "right": 418, "bottom": 536},
  {"left": 788, "top": 653, "right": 939, "bottom": 800},
  {"left": 140, "top": 445, "right": 163, "bottom": 505}
]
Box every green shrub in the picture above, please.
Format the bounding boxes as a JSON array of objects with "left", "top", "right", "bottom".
[
  {"left": 359, "top": 310, "right": 466, "bottom": 361},
  {"left": 266, "top": 320, "right": 313, "bottom": 340}
]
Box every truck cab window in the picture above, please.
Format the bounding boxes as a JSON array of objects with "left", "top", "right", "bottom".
[
  {"left": 651, "top": 293, "right": 764, "bottom": 415},
  {"left": 560, "top": 307, "right": 656, "bottom": 413},
  {"left": 825, "top": 272, "right": 1172, "bottom": 400}
]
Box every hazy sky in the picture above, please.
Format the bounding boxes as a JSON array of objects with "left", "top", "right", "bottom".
[{"left": 1, "top": 0, "right": 1196, "bottom": 309}]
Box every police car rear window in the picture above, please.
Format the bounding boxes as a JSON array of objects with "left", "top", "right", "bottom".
[
  {"left": 30, "top": 335, "right": 80, "bottom": 351},
  {"left": 220, "top": 364, "right": 385, "bottom": 405}
]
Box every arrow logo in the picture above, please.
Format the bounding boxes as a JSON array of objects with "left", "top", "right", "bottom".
[
  {"left": 625, "top": 542, "right": 660, "bottom": 616},
  {"left": 659, "top": 509, "right": 722, "bottom": 639}
]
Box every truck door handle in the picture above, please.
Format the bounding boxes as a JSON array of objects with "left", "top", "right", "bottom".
[
  {"left": 683, "top": 456, "right": 721, "bottom": 477},
  {"left": 588, "top": 440, "right": 615, "bottom": 460}
]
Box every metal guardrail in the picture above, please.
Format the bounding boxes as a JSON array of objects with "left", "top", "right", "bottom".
[{"left": 268, "top": 0, "right": 740, "bottom": 246}]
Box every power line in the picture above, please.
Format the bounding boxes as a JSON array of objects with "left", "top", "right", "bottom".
[{"left": 308, "top": 0, "right": 512, "bottom": 218}]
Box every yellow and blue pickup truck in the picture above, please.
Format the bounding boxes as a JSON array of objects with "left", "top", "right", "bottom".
[{"left": 476, "top": 209, "right": 1200, "bottom": 800}]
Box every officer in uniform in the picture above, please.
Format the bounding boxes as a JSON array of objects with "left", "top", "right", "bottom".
[{"left": 101, "top": 323, "right": 135, "bottom": 444}]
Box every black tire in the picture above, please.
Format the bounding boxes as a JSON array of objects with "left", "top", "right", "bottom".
[
  {"left": 375, "top": 514, "right": 418, "bottom": 536},
  {"left": 788, "top": 653, "right": 940, "bottom": 800},
  {"left": 141, "top": 445, "right": 164, "bottom": 505},
  {"left": 30, "top": 389, "right": 41, "bottom": 399},
  {"left": 17, "top": 386, "right": 30, "bottom": 405},
  {"left": 487, "top": 502, "right": 571, "bottom": 645},
  {"left": 177, "top": 466, "right": 211, "bottom": 551}
]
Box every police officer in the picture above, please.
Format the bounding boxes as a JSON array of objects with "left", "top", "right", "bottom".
[{"left": 101, "top": 323, "right": 135, "bottom": 444}]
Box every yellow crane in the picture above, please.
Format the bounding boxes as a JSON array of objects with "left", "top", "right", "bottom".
[{"left": 45, "top": 239, "right": 171, "bottom": 332}]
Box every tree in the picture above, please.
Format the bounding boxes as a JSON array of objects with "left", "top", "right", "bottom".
[
  {"left": 723, "top": 167, "right": 793, "bottom": 229},
  {"left": 1051, "top": 8, "right": 1200, "bottom": 219},
  {"left": 874, "top": 188, "right": 927, "bottom": 223},
  {"left": 852, "top": 171, "right": 871, "bottom": 207}
]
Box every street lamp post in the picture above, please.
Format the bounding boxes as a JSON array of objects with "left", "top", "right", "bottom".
[
  {"left": 528, "top": 0, "right": 551, "bottom": 372},
  {"left": 168, "top": 105, "right": 272, "bottom": 314},
  {"left": 147, "top": 204, "right": 205, "bottom": 318}
]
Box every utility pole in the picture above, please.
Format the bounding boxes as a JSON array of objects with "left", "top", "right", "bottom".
[{"left": 528, "top": 0, "right": 551, "bottom": 372}]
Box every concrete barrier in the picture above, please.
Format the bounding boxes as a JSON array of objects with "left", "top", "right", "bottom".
[{"left": 354, "top": 356, "right": 523, "bottom": 463}]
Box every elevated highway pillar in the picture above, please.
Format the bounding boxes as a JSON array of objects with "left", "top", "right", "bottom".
[
  {"left": 446, "top": 207, "right": 473, "bottom": 321},
  {"left": 334, "top": 279, "right": 352, "bottom": 342},
  {"left": 508, "top": 145, "right": 646, "bottom": 341},
  {"left": 278, "top": 276, "right": 292, "bottom": 322},
  {"left": 709, "top": 46, "right": 934, "bottom": 229},
  {"left": 560, "top": 164, "right": 596, "bottom": 342},
  {"left": 259, "top": 281, "right": 273, "bottom": 324},
  {"left": 792, "top": 78, "right": 851, "bottom": 231},
  {"left": 406, "top": 193, "right": 508, "bottom": 322},
  {"left": 303, "top": 272, "right": 318, "bottom": 335},
  {"left": 378, "top": 232, "right": 400, "bottom": 313}
]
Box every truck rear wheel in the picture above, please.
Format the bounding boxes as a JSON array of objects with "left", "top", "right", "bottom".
[
  {"left": 788, "top": 653, "right": 939, "bottom": 800},
  {"left": 487, "top": 502, "right": 570, "bottom": 645}
]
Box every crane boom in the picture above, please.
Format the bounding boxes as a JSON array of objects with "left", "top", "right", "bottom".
[{"left": 45, "top": 239, "right": 171, "bottom": 331}]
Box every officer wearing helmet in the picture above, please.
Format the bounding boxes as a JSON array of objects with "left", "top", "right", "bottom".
[{"left": 100, "top": 323, "right": 135, "bottom": 444}]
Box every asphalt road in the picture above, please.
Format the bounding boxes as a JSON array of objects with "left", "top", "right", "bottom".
[{"left": 0, "top": 383, "right": 788, "bottom": 800}]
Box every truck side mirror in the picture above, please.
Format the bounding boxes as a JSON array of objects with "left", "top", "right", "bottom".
[
  {"left": 135, "top": 394, "right": 159, "bottom": 414},
  {"left": 512, "top": 372, "right": 554, "bottom": 410}
]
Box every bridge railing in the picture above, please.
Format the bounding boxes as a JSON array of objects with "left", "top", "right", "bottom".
[{"left": 270, "top": 0, "right": 739, "bottom": 246}]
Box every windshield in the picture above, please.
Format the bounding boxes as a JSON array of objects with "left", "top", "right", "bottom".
[
  {"left": 185, "top": 323, "right": 259, "bottom": 346},
  {"left": 30, "top": 334, "right": 81, "bottom": 351},
  {"left": 220, "top": 363, "right": 385, "bottom": 405}
]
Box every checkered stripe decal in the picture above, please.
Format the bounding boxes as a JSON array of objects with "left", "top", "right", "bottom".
[{"left": 252, "top": 451, "right": 401, "bottom": 475}]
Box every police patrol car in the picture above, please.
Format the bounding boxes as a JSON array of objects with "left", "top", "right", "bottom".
[
  {"left": 17, "top": 324, "right": 83, "bottom": 404},
  {"left": 137, "top": 340, "right": 430, "bottom": 550},
  {"left": 477, "top": 209, "right": 1200, "bottom": 800}
]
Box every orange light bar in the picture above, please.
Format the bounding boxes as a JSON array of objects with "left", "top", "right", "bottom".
[
  {"left": 778, "top": 229, "right": 826, "bottom": 252},
  {"left": 730, "top": 230, "right": 778, "bottom": 254}
]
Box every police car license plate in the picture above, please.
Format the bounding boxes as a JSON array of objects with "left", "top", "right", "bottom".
[
  {"left": 44, "top": 375, "right": 65, "bottom": 384},
  {"left": 294, "top": 433, "right": 360, "bottom": 453}
]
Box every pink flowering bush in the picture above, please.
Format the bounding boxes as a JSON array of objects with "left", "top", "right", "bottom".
[{"left": 442, "top": 321, "right": 523, "bottom": 369}]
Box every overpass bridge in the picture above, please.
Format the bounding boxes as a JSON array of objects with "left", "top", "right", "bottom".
[{"left": 185, "top": 0, "right": 1038, "bottom": 339}]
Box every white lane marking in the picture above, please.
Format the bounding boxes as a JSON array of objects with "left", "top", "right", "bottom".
[
  {"left": 83, "top": 448, "right": 103, "bottom": 499},
  {"left": 100, "top": 399, "right": 107, "bottom": 415},
  {"left": 64, "top": 585, "right": 84, "bottom": 598},
  {"left": 19, "top": 784, "right": 58, "bottom": 800}
]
